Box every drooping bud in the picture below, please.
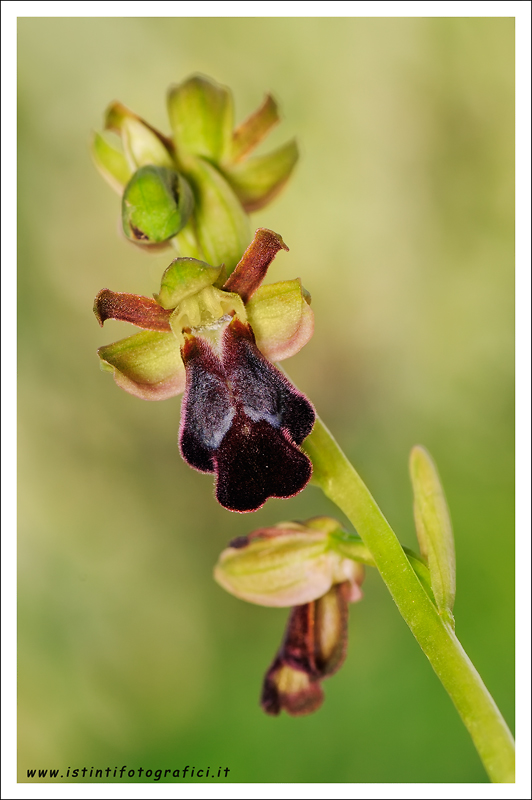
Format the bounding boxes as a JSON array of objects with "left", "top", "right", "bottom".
[
  {"left": 122, "top": 165, "right": 193, "bottom": 245},
  {"left": 214, "top": 519, "right": 364, "bottom": 606}
]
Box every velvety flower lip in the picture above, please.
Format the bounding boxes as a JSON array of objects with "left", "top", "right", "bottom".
[{"left": 179, "top": 316, "right": 315, "bottom": 512}]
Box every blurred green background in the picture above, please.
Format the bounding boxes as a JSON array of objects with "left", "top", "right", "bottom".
[{"left": 18, "top": 17, "right": 514, "bottom": 783}]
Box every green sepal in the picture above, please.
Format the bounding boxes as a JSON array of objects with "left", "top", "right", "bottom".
[
  {"left": 155, "top": 257, "right": 223, "bottom": 310},
  {"left": 91, "top": 131, "right": 132, "bottom": 195},
  {"left": 229, "top": 93, "right": 279, "bottom": 162},
  {"left": 246, "top": 279, "right": 314, "bottom": 362},
  {"left": 221, "top": 139, "right": 299, "bottom": 212},
  {"left": 167, "top": 74, "right": 233, "bottom": 164},
  {"left": 185, "top": 157, "right": 250, "bottom": 274},
  {"left": 98, "top": 329, "right": 185, "bottom": 401},
  {"left": 122, "top": 165, "right": 193, "bottom": 244},
  {"left": 105, "top": 101, "right": 175, "bottom": 170},
  {"left": 409, "top": 445, "right": 456, "bottom": 626}
]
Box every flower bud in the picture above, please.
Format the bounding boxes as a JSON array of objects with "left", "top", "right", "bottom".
[
  {"left": 183, "top": 156, "right": 250, "bottom": 273},
  {"left": 105, "top": 101, "right": 175, "bottom": 170},
  {"left": 167, "top": 75, "right": 233, "bottom": 164},
  {"left": 214, "top": 519, "right": 364, "bottom": 607},
  {"left": 91, "top": 131, "right": 132, "bottom": 194},
  {"left": 122, "top": 165, "right": 193, "bottom": 245}
]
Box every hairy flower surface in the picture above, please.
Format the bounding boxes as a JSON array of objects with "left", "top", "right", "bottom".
[
  {"left": 214, "top": 518, "right": 365, "bottom": 714},
  {"left": 95, "top": 229, "right": 315, "bottom": 511}
]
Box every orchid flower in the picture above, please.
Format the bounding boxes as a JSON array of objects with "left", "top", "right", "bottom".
[
  {"left": 94, "top": 229, "right": 315, "bottom": 512},
  {"left": 214, "top": 517, "right": 365, "bottom": 715}
]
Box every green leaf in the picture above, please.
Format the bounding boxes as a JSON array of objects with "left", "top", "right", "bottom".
[{"left": 409, "top": 445, "right": 456, "bottom": 626}]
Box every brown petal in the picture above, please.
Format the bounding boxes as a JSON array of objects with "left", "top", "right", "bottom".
[
  {"left": 222, "top": 228, "right": 288, "bottom": 304},
  {"left": 94, "top": 289, "right": 172, "bottom": 331}
]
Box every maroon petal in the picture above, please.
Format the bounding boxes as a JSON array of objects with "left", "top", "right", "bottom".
[
  {"left": 222, "top": 228, "right": 288, "bottom": 303},
  {"left": 223, "top": 318, "right": 315, "bottom": 446},
  {"left": 179, "top": 334, "right": 234, "bottom": 474},
  {"left": 261, "top": 602, "right": 323, "bottom": 716},
  {"left": 94, "top": 289, "right": 172, "bottom": 331}
]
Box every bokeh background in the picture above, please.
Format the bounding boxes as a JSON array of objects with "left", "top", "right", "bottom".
[{"left": 18, "top": 17, "right": 514, "bottom": 783}]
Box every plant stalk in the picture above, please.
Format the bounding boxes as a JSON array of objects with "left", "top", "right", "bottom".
[{"left": 303, "top": 416, "right": 515, "bottom": 783}]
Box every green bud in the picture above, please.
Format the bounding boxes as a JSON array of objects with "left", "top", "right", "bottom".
[
  {"left": 167, "top": 74, "right": 233, "bottom": 164},
  {"left": 155, "top": 257, "right": 224, "bottom": 310},
  {"left": 409, "top": 445, "right": 456, "bottom": 627},
  {"left": 91, "top": 131, "right": 132, "bottom": 195},
  {"left": 185, "top": 157, "right": 250, "bottom": 273},
  {"left": 105, "top": 101, "right": 175, "bottom": 170},
  {"left": 122, "top": 165, "right": 193, "bottom": 244}
]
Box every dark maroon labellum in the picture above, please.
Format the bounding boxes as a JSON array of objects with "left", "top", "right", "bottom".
[{"left": 179, "top": 317, "right": 315, "bottom": 512}]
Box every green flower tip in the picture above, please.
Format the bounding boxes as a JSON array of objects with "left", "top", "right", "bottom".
[{"left": 92, "top": 75, "right": 298, "bottom": 267}]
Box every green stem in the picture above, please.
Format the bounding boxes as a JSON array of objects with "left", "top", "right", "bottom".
[{"left": 303, "top": 416, "right": 515, "bottom": 783}]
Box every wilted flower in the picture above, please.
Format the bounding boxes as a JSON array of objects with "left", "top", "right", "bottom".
[
  {"left": 95, "top": 229, "right": 315, "bottom": 512},
  {"left": 214, "top": 518, "right": 365, "bottom": 714}
]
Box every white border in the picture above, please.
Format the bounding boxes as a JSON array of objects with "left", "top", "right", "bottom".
[{"left": 3, "top": 3, "right": 530, "bottom": 798}]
